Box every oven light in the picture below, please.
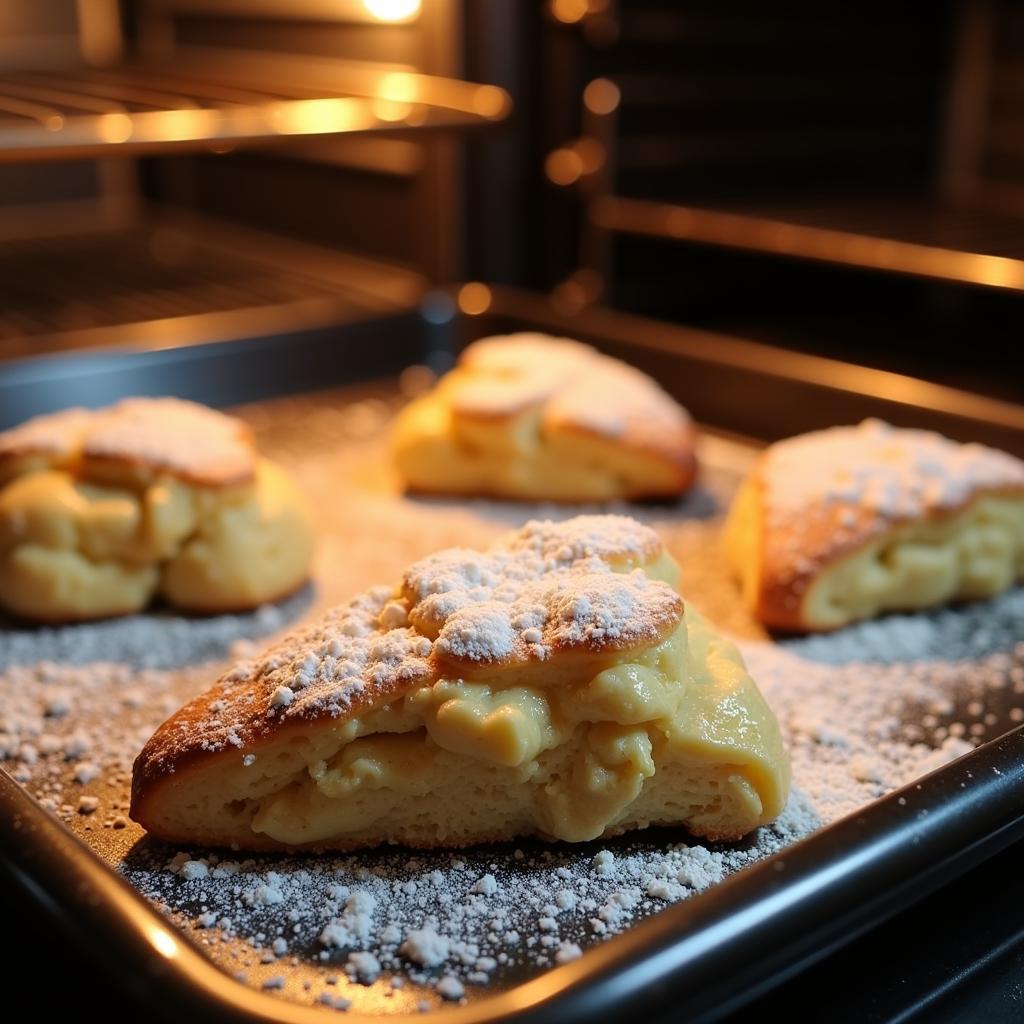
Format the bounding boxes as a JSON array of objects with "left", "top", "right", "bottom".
[{"left": 363, "top": 0, "right": 421, "bottom": 22}]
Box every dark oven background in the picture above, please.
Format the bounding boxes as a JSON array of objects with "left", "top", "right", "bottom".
[{"left": 0, "top": 1, "right": 1022, "bottom": 403}]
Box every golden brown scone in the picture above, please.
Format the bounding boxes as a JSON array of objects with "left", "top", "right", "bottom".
[
  {"left": 162, "top": 458, "right": 315, "bottom": 613},
  {"left": 724, "top": 419, "right": 1024, "bottom": 632},
  {"left": 392, "top": 334, "right": 697, "bottom": 501},
  {"left": 0, "top": 399, "right": 313, "bottom": 622},
  {"left": 131, "top": 515, "right": 789, "bottom": 852}
]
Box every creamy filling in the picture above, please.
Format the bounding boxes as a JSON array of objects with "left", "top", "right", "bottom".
[
  {"left": 251, "top": 621, "right": 685, "bottom": 844},
  {"left": 249, "top": 602, "right": 787, "bottom": 845},
  {"left": 394, "top": 389, "right": 682, "bottom": 499},
  {"left": 805, "top": 495, "right": 1024, "bottom": 627}
]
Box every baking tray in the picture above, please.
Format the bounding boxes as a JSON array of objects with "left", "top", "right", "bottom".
[{"left": 2, "top": 288, "right": 1024, "bottom": 1021}]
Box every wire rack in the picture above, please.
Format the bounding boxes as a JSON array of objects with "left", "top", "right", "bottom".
[
  {"left": 0, "top": 217, "right": 425, "bottom": 360},
  {"left": 0, "top": 52, "right": 510, "bottom": 163}
]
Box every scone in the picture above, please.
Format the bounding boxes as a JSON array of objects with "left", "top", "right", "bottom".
[
  {"left": 392, "top": 333, "right": 697, "bottom": 501},
  {"left": 0, "top": 398, "right": 313, "bottom": 622},
  {"left": 724, "top": 419, "right": 1024, "bottom": 632},
  {"left": 131, "top": 515, "right": 789, "bottom": 851}
]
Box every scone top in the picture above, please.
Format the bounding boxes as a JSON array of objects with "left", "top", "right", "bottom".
[
  {"left": 0, "top": 398, "right": 256, "bottom": 489},
  {"left": 450, "top": 333, "right": 692, "bottom": 455},
  {"left": 758, "top": 419, "right": 1024, "bottom": 547},
  {"left": 132, "top": 515, "right": 683, "bottom": 785},
  {"left": 760, "top": 419, "right": 1024, "bottom": 525}
]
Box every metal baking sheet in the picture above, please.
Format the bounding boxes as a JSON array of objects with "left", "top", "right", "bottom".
[{"left": 2, "top": 290, "right": 1023, "bottom": 1021}]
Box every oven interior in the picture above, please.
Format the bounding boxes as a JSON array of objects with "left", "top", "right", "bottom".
[{"left": 2, "top": 1, "right": 1022, "bottom": 405}]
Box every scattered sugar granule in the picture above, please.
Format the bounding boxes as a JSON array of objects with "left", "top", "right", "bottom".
[
  {"left": 470, "top": 873, "right": 498, "bottom": 896},
  {"left": 555, "top": 942, "right": 583, "bottom": 964},
  {"left": 436, "top": 976, "right": 465, "bottom": 1001},
  {"left": 73, "top": 761, "right": 101, "bottom": 785},
  {"left": 346, "top": 951, "right": 382, "bottom": 984}
]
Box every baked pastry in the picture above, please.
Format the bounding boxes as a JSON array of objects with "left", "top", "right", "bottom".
[
  {"left": 724, "top": 419, "right": 1024, "bottom": 632},
  {"left": 131, "top": 515, "right": 789, "bottom": 851},
  {"left": 392, "top": 333, "right": 697, "bottom": 501},
  {"left": 0, "top": 398, "right": 313, "bottom": 621}
]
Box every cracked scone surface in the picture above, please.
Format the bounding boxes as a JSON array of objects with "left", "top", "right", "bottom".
[
  {"left": 0, "top": 399, "right": 313, "bottom": 621},
  {"left": 131, "top": 514, "right": 789, "bottom": 851},
  {"left": 392, "top": 333, "right": 697, "bottom": 501},
  {"left": 724, "top": 419, "right": 1024, "bottom": 632}
]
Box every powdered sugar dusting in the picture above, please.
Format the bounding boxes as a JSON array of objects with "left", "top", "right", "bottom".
[
  {"left": 0, "top": 397, "right": 255, "bottom": 486},
  {"left": 0, "top": 407, "right": 93, "bottom": 462},
  {"left": 450, "top": 333, "right": 689, "bottom": 441},
  {"left": 763, "top": 419, "right": 1024, "bottom": 527},
  {"left": 83, "top": 398, "right": 255, "bottom": 484},
  {"left": 408, "top": 516, "right": 679, "bottom": 663}
]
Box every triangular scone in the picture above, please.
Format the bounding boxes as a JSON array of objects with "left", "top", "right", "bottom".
[
  {"left": 392, "top": 334, "right": 697, "bottom": 501},
  {"left": 131, "top": 515, "right": 788, "bottom": 851},
  {"left": 0, "top": 399, "right": 312, "bottom": 621},
  {"left": 724, "top": 419, "right": 1024, "bottom": 632}
]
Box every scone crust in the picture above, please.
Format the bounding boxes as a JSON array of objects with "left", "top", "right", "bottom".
[{"left": 727, "top": 420, "right": 1024, "bottom": 631}]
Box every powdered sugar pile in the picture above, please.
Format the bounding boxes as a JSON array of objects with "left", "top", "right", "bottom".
[{"left": 2, "top": 387, "right": 1022, "bottom": 1013}]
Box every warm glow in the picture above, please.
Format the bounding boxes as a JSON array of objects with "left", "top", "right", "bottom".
[
  {"left": 546, "top": 147, "right": 583, "bottom": 186},
  {"left": 272, "top": 98, "right": 370, "bottom": 135},
  {"left": 552, "top": 0, "right": 588, "bottom": 24},
  {"left": 96, "top": 112, "right": 132, "bottom": 144},
  {"left": 583, "top": 78, "right": 620, "bottom": 115},
  {"left": 576, "top": 138, "right": 605, "bottom": 174},
  {"left": 147, "top": 925, "right": 179, "bottom": 960},
  {"left": 546, "top": 141, "right": 603, "bottom": 185},
  {"left": 148, "top": 109, "right": 217, "bottom": 143},
  {"left": 457, "top": 282, "right": 492, "bottom": 315},
  {"left": 371, "top": 97, "right": 413, "bottom": 122},
  {"left": 378, "top": 72, "right": 421, "bottom": 104},
  {"left": 473, "top": 85, "right": 507, "bottom": 118},
  {"left": 363, "top": 0, "right": 421, "bottom": 23}
]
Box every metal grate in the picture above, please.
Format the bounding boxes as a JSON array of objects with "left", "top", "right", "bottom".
[
  {"left": 0, "top": 219, "right": 423, "bottom": 357},
  {"left": 0, "top": 52, "right": 510, "bottom": 163}
]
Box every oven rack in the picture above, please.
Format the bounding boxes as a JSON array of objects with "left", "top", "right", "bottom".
[
  {"left": 0, "top": 49, "right": 510, "bottom": 164},
  {"left": 588, "top": 193, "right": 1024, "bottom": 294},
  {"left": 0, "top": 213, "right": 425, "bottom": 362}
]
